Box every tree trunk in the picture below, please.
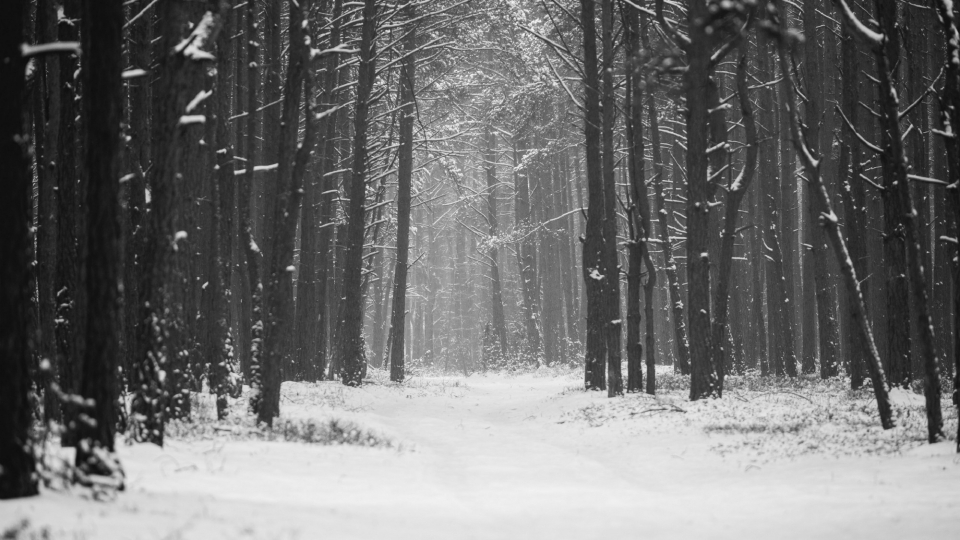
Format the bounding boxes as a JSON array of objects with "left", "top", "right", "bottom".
[
  {"left": 837, "top": 21, "right": 868, "bottom": 389},
  {"left": 75, "top": 0, "right": 123, "bottom": 480},
  {"left": 933, "top": 0, "right": 960, "bottom": 452},
  {"left": 0, "top": 0, "right": 39, "bottom": 498},
  {"left": 55, "top": 0, "right": 85, "bottom": 447},
  {"left": 775, "top": 0, "right": 894, "bottom": 429},
  {"left": 259, "top": 0, "right": 316, "bottom": 423},
  {"left": 803, "top": 0, "right": 841, "bottom": 378},
  {"left": 711, "top": 45, "right": 758, "bottom": 391},
  {"left": 624, "top": 4, "right": 646, "bottom": 393},
  {"left": 580, "top": 0, "right": 606, "bottom": 391},
  {"left": 338, "top": 0, "right": 378, "bottom": 386},
  {"left": 646, "top": 77, "right": 690, "bottom": 377},
  {"left": 685, "top": 0, "right": 718, "bottom": 400},
  {"left": 133, "top": 4, "right": 222, "bottom": 444},
  {"left": 388, "top": 12, "right": 417, "bottom": 382},
  {"left": 314, "top": 0, "right": 345, "bottom": 381},
  {"left": 599, "top": 0, "right": 622, "bottom": 396},
  {"left": 206, "top": 1, "right": 234, "bottom": 420},
  {"left": 35, "top": 0, "right": 60, "bottom": 423}
]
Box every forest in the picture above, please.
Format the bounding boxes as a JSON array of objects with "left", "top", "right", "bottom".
[{"left": 1, "top": 0, "right": 959, "bottom": 537}]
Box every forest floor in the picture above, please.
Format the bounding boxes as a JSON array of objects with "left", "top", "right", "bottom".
[{"left": 3, "top": 367, "right": 959, "bottom": 539}]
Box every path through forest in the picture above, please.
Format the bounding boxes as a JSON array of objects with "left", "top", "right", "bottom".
[{"left": 4, "top": 372, "right": 959, "bottom": 539}]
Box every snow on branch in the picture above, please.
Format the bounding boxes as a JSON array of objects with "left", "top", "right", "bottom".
[
  {"left": 310, "top": 44, "right": 359, "bottom": 60},
  {"left": 830, "top": 0, "right": 883, "bottom": 48},
  {"left": 21, "top": 41, "right": 80, "bottom": 58},
  {"left": 178, "top": 115, "right": 206, "bottom": 126},
  {"left": 186, "top": 90, "right": 213, "bottom": 114},
  {"left": 174, "top": 11, "right": 218, "bottom": 62}
]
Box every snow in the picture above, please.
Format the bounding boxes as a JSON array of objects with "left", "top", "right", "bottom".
[
  {"left": 3, "top": 371, "right": 957, "bottom": 539},
  {"left": 20, "top": 42, "right": 80, "bottom": 58},
  {"left": 185, "top": 90, "right": 212, "bottom": 114},
  {"left": 178, "top": 115, "right": 206, "bottom": 126}
]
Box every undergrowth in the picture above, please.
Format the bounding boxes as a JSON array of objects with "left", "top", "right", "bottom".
[
  {"left": 164, "top": 416, "right": 396, "bottom": 449},
  {"left": 564, "top": 373, "right": 959, "bottom": 461}
]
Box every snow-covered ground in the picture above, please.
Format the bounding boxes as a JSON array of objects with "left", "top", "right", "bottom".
[{"left": 3, "top": 369, "right": 959, "bottom": 539}]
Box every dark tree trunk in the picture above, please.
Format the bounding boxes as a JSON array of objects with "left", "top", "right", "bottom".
[
  {"left": 802, "top": 0, "right": 840, "bottom": 379},
  {"left": 775, "top": 0, "right": 894, "bottom": 430},
  {"left": 865, "top": 0, "right": 942, "bottom": 439},
  {"left": 646, "top": 77, "right": 690, "bottom": 377},
  {"left": 388, "top": 17, "right": 416, "bottom": 382},
  {"left": 313, "top": 0, "right": 344, "bottom": 381},
  {"left": 624, "top": 3, "right": 646, "bottom": 394},
  {"left": 55, "top": 0, "right": 85, "bottom": 447},
  {"left": 933, "top": 0, "right": 960, "bottom": 452},
  {"left": 757, "top": 28, "right": 791, "bottom": 378},
  {"left": 685, "top": 0, "right": 718, "bottom": 400},
  {"left": 338, "top": 0, "right": 378, "bottom": 386},
  {"left": 259, "top": 0, "right": 317, "bottom": 423},
  {"left": 0, "top": 0, "right": 39, "bottom": 498},
  {"left": 837, "top": 22, "right": 868, "bottom": 389},
  {"left": 241, "top": 0, "right": 263, "bottom": 393},
  {"left": 711, "top": 45, "right": 758, "bottom": 391},
  {"left": 34, "top": 0, "right": 60, "bottom": 423},
  {"left": 293, "top": 0, "right": 331, "bottom": 382},
  {"left": 600, "top": 0, "right": 622, "bottom": 397},
  {"left": 124, "top": 0, "right": 152, "bottom": 395},
  {"left": 75, "top": 0, "right": 124, "bottom": 480},
  {"left": 206, "top": 0, "right": 234, "bottom": 420},
  {"left": 580, "top": 0, "right": 606, "bottom": 391},
  {"left": 133, "top": 4, "right": 223, "bottom": 444}
]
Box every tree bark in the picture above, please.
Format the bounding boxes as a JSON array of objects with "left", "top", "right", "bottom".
[
  {"left": 338, "top": 0, "right": 379, "bottom": 386},
  {"left": 55, "top": 0, "right": 85, "bottom": 447},
  {"left": 802, "top": 0, "right": 841, "bottom": 378},
  {"left": 600, "top": 0, "right": 623, "bottom": 397},
  {"left": 388, "top": 11, "right": 417, "bottom": 382},
  {"left": 711, "top": 44, "right": 758, "bottom": 391},
  {"left": 0, "top": 0, "right": 39, "bottom": 498},
  {"left": 685, "top": 0, "right": 718, "bottom": 399},
  {"left": 775, "top": 0, "right": 894, "bottom": 429},
  {"left": 132, "top": 5, "right": 223, "bottom": 444},
  {"left": 75, "top": 0, "right": 124, "bottom": 480},
  {"left": 580, "top": 0, "right": 606, "bottom": 391},
  {"left": 259, "top": 0, "right": 317, "bottom": 423}
]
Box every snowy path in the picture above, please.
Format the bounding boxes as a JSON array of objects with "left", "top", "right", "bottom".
[{"left": 3, "top": 373, "right": 959, "bottom": 539}]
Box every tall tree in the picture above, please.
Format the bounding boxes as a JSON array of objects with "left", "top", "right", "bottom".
[
  {"left": 0, "top": 0, "right": 39, "bottom": 498},
  {"left": 678, "top": 0, "right": 718, "bottom": 399},
  {"left": 802, "top": 0, "right": 840, "bottom": 378},
  {"left": 132, "top": 4, "right": 223, "bottom": 445},
  {"left": 711, "top": 42, "right": 758, "bottom": 388},
  {"left": 771, "top": 0, "right": 895, "bottom": 429},
  {"left": 581, "top": 0, "right": 607, "bottom": 391},
  {"left": 932, "top": 0, "right": 960, "bottom": 451},
  {"left": 388, "top": 5, "right": 418, "bottom": 383},
  {"left": 338, "top": 0, "right": 379, "bottom": 386},
  {"left": 485, "top": 127, "right": 509, "bottom": 359},
  {"left": 259, "top": 0, "right": 319, "bottom": 423},
  {"left": 600, "top": 0, "right": 623, "bottom": 397},
  {"left": 55, "top": 0, "right": 85, "bottom": 446},
  {"left": 75, "top": 0, "right": 124, "bottom": 481},
  {"left": 833, "top": 0, "right": 942, "bottom": 441}
]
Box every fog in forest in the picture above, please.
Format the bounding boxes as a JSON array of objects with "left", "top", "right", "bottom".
[{"left": 1, "top": 0, "right": 959, "bottom": 537}]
